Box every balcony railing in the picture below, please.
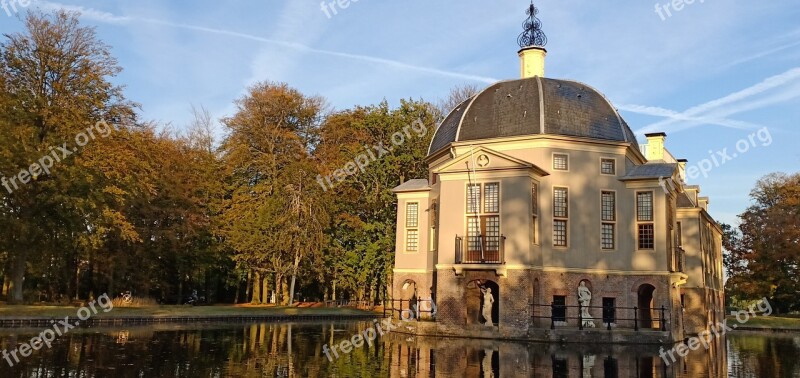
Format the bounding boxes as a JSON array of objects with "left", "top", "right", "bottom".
[{"left": 455, "top": 234, "right": 505, "bottom": 264}]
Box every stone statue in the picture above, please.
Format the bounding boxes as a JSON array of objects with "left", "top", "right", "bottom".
[
  {"left": 578, "top": 282, "right": 595, "bottom": 328},
  {"left": 482, "top": 349, "right": 495, "bottom": 378},
  {"left": 480, "top": 286, "right": 495, "bottom": 327}
]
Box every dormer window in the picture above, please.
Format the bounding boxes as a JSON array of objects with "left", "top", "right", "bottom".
[
  {"left": 601, "top": 158, "right": 616, "bottom": 175},
  {"left": 553, "top": 153, "right": 569, "bottom": 171}
]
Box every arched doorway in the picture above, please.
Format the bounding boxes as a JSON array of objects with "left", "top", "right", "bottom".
[
  {"left": 637, "top": 284, "right": 656, "bottom": 329},
  {"left": 466, "top": 280, "right": 500, "bottom": 326}
]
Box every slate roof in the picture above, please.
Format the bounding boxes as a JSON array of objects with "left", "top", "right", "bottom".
[
  {"left": 619, "top": 163, "right": 677, "bottom": 181},
  {"left": 392, "top": 179, "right": 430, "bottom": 193},
  {"left": 428, "top": 76, "right": 640, "bottom": 155}
]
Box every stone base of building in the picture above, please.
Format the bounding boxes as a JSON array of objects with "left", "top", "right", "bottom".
[{"left": 393, "top": 320, "right": 677, "bottom": 345}]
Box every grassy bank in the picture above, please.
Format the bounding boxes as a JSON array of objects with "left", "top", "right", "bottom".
[
  {"left": 728, "top": 315, "right": 800, "bottom": 331},
  {"left": 0, "top": 304, "right": 378, "bottom": 319}
]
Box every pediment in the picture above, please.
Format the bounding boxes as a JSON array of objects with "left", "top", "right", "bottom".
[{"left": 433, "top": 146, "right": 549, "bottom": 176}]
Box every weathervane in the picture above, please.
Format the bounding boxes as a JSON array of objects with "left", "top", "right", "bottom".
[{"left": 517, "top": 1, "right": 547, "bottom": 48}]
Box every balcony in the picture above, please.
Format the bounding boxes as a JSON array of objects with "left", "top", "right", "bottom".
[{"left": 453, "top": 234, "right": 507, "bottom": 276}]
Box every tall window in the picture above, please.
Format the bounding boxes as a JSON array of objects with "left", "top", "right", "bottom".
[
  {"left": 406, "top": 202, "right": 419, "bottom": 252},
  {"left": 637, "top": 192, "right": 655, "bottom": 250},
  {"left": 532, "top": 183, "right": 539, "bottom": 244},
  {"left": 465, "top": 183, "right": 501, "bottom": 263},
  {"left": 553, "top": 187, "right": 568, "bottom": 247},
  {"left": 600, "top": 158, "right": 616, "bottom": 175},
  {"left": 601, "top": 191, "right": 616, "bottom": 250},
  {"left": 553, "top": 154, "right": 569, "bottom": 171},
  {"left": 602, "top": 298, "right": 616, "bottom": 324}
]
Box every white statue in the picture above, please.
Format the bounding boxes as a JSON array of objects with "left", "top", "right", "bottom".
[
  {"left": 582, "top": 355, "right": 596, "bottom": 378},
  {"left": 577, "top": 282, "right": 595, "bottom": 328},
  {"left": 482, "top": 349, "right": 495, "bottom": 378},
  {"left": 480, "top": 286, "right": 495, "bottom": 327}
]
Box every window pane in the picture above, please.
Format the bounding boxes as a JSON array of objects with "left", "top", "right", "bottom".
[
  {"left": 554, "top": 220, "right": 568, "bottom": 247},
  {"left": 554, "top": 188, "right": 568, "bottom": 218},
  {"left": 485, "top": 216, "right": 500, "bottom": 252},
  {"left": 406, "top": 230, "right": 418, "bottom": 252},
  {"left": 638, "top": 224, "right": 655, "bottom": 249},
  {"left": 484, "top": 183, "right": 499, "bottom": 213},
  {"left": 406, "top": 203, "right": 419, "bottom": 228},
  {"left": 553, "top": 154, "right": 568, "bottom": 170},
  {"left": 467, "top": 184, "right": 481, "bottom": 214},
  {"left": 637, "top": 192, "right": 653, "bottom": 221},
  {"left": 553, "top": 296, "right": 566, "bottom": 322},
  {"left": 532, "top": 183, "right": 538, "bottom": 214},
  {"left": 601, "top": 192, "right": 615, "bottom": 221},
  {"left": 602, "top": 298, "right": 616, "bottom": 323},
  {"left": 467, "top": 217, "right": 481, "bottom": 252},
  {"left": 601, "top": 159, "right": 616, "bottom": 175},
  {"left": 602, "top": 223, "right": 615, "bottom": 249}
]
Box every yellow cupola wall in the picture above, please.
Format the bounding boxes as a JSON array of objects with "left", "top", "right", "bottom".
[{"left": 519, "top": 46, "right": 547, "bottom": 79}]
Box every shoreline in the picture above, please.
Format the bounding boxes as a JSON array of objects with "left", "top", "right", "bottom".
[{"left": 0, "top": 305, "right": 382, "bottom": 328}]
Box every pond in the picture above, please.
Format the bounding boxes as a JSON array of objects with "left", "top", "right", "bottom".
[{"left": 0, "top": 321, "right": 797, "bottom": 377}]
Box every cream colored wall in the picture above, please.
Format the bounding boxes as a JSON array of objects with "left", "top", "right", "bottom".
[
  {"left": 394, "top": 192, "right": 432, "bottom": 272},
  {"left": 430, "top": 139, "right": 672, "bottom": 272}
]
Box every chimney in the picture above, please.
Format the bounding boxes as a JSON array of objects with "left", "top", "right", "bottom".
[
  {"left": 698, "top": 197, "right": 709, "bottom": 212},
  {"left": 677, "top": 159, "right": 688, "bottom": 183},
  {"left": 645, "top": 132, "right": 667, "bottom": 161},
  {"left": 519, "top": 47, "right": 547, "bottom": 78}
]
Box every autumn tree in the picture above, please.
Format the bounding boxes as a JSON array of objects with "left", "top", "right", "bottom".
[
  {"left": 219, "top": 82, "right": 327, "bottom": 305},
  {"left": 315, "top": 100, "right": 437, "bottom": 303},
  {"left": 724, "top": 173, "right": 800, "bottom": 313},
  {"left": 0, "top": 11, "right": 136, "bottom": 303}
]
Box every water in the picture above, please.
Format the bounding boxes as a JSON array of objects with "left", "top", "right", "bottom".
[{"left": 0, "top": 321, "right": 797, "bottom": 377}]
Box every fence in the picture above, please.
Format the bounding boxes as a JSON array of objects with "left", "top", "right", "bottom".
[
  {"left": 383, "top": 298, "right": 436, "bottom": 320},
  {"left": 530, "top": 303, "right": 669, "bottom": 331}
]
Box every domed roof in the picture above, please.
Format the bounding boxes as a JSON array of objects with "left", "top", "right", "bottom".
[{"left": 428, "top": 76, "right": 639, "bottom": 155}]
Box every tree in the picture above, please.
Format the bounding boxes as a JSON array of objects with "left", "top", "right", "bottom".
[
  {"left": 218, "top": 82, "right": 327, "bottom": 305},
  {"left": 436, "top": 84, "right": 480, "bottom": 120},
  {"left": 0, "top": 11, "right": 136, "bottom": 303},
  {"left": 315, "top": 100, "right": 437, "bottom": 303},
  {"left": 724, "top": 173, "right": 800, "bottom": 313}
]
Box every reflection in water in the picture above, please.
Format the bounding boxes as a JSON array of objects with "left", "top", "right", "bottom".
[{"left": 0, "top": 322, "right": 796, "bottom": 377}]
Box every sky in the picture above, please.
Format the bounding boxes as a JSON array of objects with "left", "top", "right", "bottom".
[{"left": 1, "top": 0, "right": 799, "bottom": 226}]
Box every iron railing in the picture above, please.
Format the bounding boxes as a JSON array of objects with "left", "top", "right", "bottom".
[
  {"left": 530, "top": 303, "right": 669, "bottom": 332},
  {"left": 455, "top": 234, "right": 506, "bottom": 264},
  {"left": 383, "top": 298, "right": 436, "bottom": 320}
]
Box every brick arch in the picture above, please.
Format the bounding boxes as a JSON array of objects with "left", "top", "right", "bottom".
[{"left": 630, "top": 277, "right": 660, "bottom": 294}]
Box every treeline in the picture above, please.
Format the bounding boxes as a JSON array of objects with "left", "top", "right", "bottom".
[
  {"left": 0, "top": 11, "right": 444, "bottom": 305},
  {"left": 723, "top": 173, "right": 800, "bottom": 314}
]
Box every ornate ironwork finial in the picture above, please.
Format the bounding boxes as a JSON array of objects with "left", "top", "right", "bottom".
[{"left": 518, "top": 1, "right": 547, "bottom": 48}]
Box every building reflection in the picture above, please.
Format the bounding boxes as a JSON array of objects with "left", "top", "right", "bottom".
[{"left": 0, "top": 322, "right": 771, "bottom": 378}]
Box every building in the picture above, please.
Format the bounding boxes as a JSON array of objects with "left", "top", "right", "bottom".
[{"left": 390, "top": 3, "right": 723, "bottom": 342}]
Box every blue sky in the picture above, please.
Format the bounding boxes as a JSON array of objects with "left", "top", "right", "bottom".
[{"left": 1, "top": 0, "right": 799, "bottom": 226}]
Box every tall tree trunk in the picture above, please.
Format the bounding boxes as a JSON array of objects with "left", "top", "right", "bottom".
[
  {"left": 262, "top": 275, "right": 269, "bottom": 304},
  {"left": 288, "top": 252, "right": 301, "bottom": 305},
  {"left": 251, "top": 271, "right": 262, "bottom": 305},
  {"left": 245, "top": 270, "right": 252, "bottom": 304},
  {"left": 275, "top": 274, "right": 283, "bottom": 305},
  {"left": 2, "top": 275, "right": 9, "bottom": 298},
  {"left": 8, "top": 252, "right": 27, "bottom": 304}
]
